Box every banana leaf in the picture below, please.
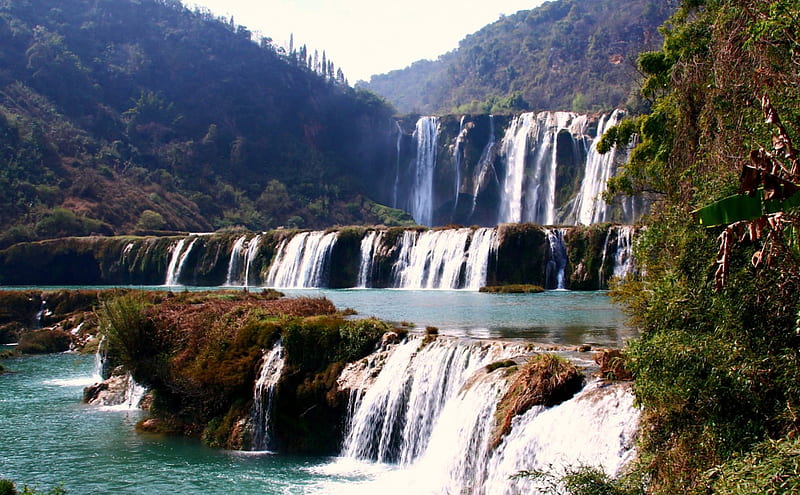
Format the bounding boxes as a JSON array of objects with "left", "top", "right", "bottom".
[{"left": 696, "top": 188, "right": 800, "bottom": 227}]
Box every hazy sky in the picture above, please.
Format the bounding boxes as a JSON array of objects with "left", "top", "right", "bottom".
[{"left": 190, "top": 0, "right": 547, "bottom": 82}]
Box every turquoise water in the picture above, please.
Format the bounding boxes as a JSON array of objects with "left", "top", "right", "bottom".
[
  {"left": 0, "top": 289, "right": 632, "bottom": 493},
  {"left": 0, "top": 352, "right": 369, "bottom": 494},
  {"left": 2, "top": 287, "right": 633, "bottom": 347}
]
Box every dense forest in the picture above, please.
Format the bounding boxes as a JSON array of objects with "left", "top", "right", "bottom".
[
  {"left": 0, "top": 0, "right": 408, "bottom": 248},
  {"left": 584, "top": 0, "right": 800, "bottom": 493},
  {"left": 360, "top": 0, "right": 674, "bottom": 115}
]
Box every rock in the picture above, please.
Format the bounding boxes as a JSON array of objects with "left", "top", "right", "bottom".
[
  {"left": 594, "top": 348, "right": 633, "bottom": 381},
  {"left": 83, "top": 382, "right": 109, "bottom": 403}
]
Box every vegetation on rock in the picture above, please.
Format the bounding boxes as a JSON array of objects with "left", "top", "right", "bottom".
[
  {"left": 479, "top": 284, "right": 544, "bottom": 294},
  {"left": 600, "top": 0, "right": 800, "bottom": 493},
  {"left": 100, "top": 290, "right": 390, "bottom": 453}
]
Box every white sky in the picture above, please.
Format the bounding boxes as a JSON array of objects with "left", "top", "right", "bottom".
[{"left": 189, "top": 0, "right": 548, "bottom": 82}]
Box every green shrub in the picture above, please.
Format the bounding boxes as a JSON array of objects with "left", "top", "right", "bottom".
[
  {"left": 0, "top": 480, "right": 15, "bottom": 495},
  {"left": 17, "top": 330, "right": 72, "bottom": 354}
]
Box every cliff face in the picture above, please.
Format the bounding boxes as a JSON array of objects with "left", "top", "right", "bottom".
[{"left": 0, "top": 225, "right": 637, "bottom": 290}]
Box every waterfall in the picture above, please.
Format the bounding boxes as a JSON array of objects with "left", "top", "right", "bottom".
[
  {"left": 264, "top": 231, "right": 338, "bottom": 288},
  {"left": 463, "top": 228, "right": 498, "bottom": 290},
  {"left": 165, "top": 237, "right": 197, "bottom": 286},
  {"left": 243, "top": 234, "right": 262, "bottom": 287},
  {"left": 251, "top": 340, "right": 285, "bottom": 451},
  {"left": 356, "top": 231, "right": 383, "bottom": 288},
  {"left": 408, "top": 117, "right": 439, "bottom": 226},
  {"left": 390, "top": 228, "right": 495, "bottom": 290},
  {"left": 498, "top": 113, "right": 535, "bottom": 224},
  {"left": 452, "top": 116, "right": 467, "bottom": 217},
  {"left": 613, "top": 226, "right": 635, "bottom": 278},
  {"left": 598, "top": 227, "right": 613, "bottom": 288},
  {"left": 336, "top": 338, "right": 639, "bottom": 495},
  {"left": 469, "top": 115, "right": 497, "bottom": 222},
  {"left": 545, "top": 228, "right": 568, "bottom": 290},
  {"left": 393, "top": 122, "right": 403, "bottom": 209},
  {"left": 342, "top": 337, "right": 521, "bottom": 464},
  {"left": 224, "top": 235, "right": 248, "bottom": 286},
  {"left": 572, "top": 110, "right": 626, "bottom": 225},
  {"left": 482, "top": 382, "right": 639, "bottom": 495},
  {"left": 225, "top": 234, "right": 263, "bottom": 286},
  {"left": 93, "top": 336, "right": 107, "bottom": 381}
]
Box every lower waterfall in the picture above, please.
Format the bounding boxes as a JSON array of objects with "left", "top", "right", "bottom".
[
  {"left": 251, "top": 340, "right": 285, "bottom": 451},
  {"left": 331, "top": 337, "right": 640, "bottom": 495},
  {"left": 390, "top": 228, "right": 497, "bottom": 290},
  {"left": 164, "top": 237, "right": 198, "bottom": 285},
  {"left": 265, "top": 231, "right": 337, "bottom": 288}
]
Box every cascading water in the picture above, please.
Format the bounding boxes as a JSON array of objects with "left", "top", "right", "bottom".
[
  {"left": 336, "top": 338, "right": 640, "bottom": 495},
  {"left": 452, "top": 116, "right": 467, "bottom": 217},
  {"left": 264, "top": 231, "right": 338, "bottom": 288},
  {"left": 498, "top": 113, "right": 535, "bottom": 224},
  {"left": 571, "top": 110, "right": 626, "bottom": 225},
  {"left": 613, "top": 225, "right": 635, "bottom": 278},
  {"left": 391, "top": 228, "right": 496, "bottom": 290},
  {"left": 224, "top": 235, "right": 248, "bottom": 286},
  {"left": 598, "top": 227, "right": 613, "bottom": 288},
  {"left": 251, "top": 340, "right": 285, "bottom": 451},
  {"left": 356, "top": 231, "right": 383, "bottom": 288},
  {"left": 225, "top": 234, "right": 263, "bottom": 286},
  {"left": 165, "top": 237, "right": 198, "bottom": 285},
  {"left": 408, "top": 116, "right": 439, "bottom": 226},
  {"left": 342, "top": 337, "right": 522, "bottom": 464},
  {"left": 393, "top": 122, "right": 403, "bottom": 209},
  {"left": 469, "top": 115, "right": 498, "bottom": 222},
  {"left": 482, "top": 381, "right": 639, "bottom": 495},
  {"left": 545, "top": 228, "right": 569, "bottom": 290}
]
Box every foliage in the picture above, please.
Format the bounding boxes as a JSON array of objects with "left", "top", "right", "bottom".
[
  {"left": 705, "top": 437, "right": 800, "bottom": 495},
  {"left": 606, "top": 0, "right": 800, "bottom": 493},
  {"left": 0, "top": 481, "right": 67, "bottom": 495},
  {"left": 361, "top": 0, "right": 672, "bottom": 115},
  {"left": 0, "top": 0, "right": 399, "bottom": 241}
]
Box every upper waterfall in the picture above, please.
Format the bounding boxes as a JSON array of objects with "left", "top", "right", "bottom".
[{"left": 408, "top": 117, "right": 439, "bottom": 226}]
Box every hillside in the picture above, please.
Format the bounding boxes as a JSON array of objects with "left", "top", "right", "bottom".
[
  {"left": 0, "top": 0, "right": 407, "bottom": 248},
  {"left": 360, "top": 0, "right": 674, "bottom": 115}
]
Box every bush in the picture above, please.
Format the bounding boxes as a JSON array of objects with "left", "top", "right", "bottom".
[
  {"left": 0, "top": 480, "right": 15, "bottom": 495},
  {"left": 17, "top": 329, "right": 72, "bottom": 354}
]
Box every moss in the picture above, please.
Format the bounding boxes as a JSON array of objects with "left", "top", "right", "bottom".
[
  {"left": 490, "top": 223, "right": 549, "bottom": 287},
  {"left": 491, "top": 353, "right": 584, "bottom": 450},
  {"left": 486, "top": 359, "right": 517, "bottom": 372},
  {"left": 479, "top": 284, "right": 545, "bottom": 293}
]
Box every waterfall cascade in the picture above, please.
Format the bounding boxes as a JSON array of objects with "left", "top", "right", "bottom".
[
  {"left": 469, "top": 115, "right": 498, "bottom": 222},
  {"left": 545, "top": 228, "right": 569, "bottom": 290},
  {"left": 224, "top": 234, "right": 263, "bottom": 286},
  {"left": 265, "top": 231, "right": 337, "bottom": 288},
  {"left": 389, "top": 228, "right": 497, "bottom": 290},
  {"left": 613, "top": 225, "right": 635, "bottom": 278},
  {"left": 165, "top": 237, "right": 198, "bottom": 285},
  {"left": 343, "top": 337, "right": 524, "bottom": 464},
  {"left": 356, "top": 231, "right": 383, "bottom": 288},
  {"left": 408, "top": 117, "right": 439, "bottom": 226},
  {"left": 251, "top": 340, "right": 286, "bottom": 451},
  {"left": 337, "top": 337, "right": 640, "bottom": 494}
]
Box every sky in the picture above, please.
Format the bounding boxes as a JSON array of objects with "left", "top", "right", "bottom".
[{"left": 190, "top": 0, "right": 548, "bottom": 82}]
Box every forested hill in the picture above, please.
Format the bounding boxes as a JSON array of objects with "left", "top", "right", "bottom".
[
  {"left": 360, "top": 0, "right": 674, "bottom": 115},
  {"left": 0, "top": 0, "right": 406, "bottom": 248}
]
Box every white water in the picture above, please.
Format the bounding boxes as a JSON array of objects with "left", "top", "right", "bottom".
[
  {"left": 334, "top": 338, "right": 639, "bottom": 495},
  {"left": 265, "top": 231, "right": 338, "bottom": 288},
  {"left": 390, "top": 228, "right": 496, "bottom": 289},
  {"left": 342, "top": 337, "right": 521, "bottom": 464},
  {"left": 498, "top": 113, "right": 535, "bottom": 224},
  {"left": 224, "top": 235, "right": 248, "bottom": 286},
  {"left": 98, "top": 374, "right": 147, "bottom": 411},
  {"left": 545, "top": 228, "right": 569, "bottom": 290},
  {"left": 393, "top": 122, "right": 403, "bottom": 209},
  {"left": 483, "top": 381, "right": 639, "bottom": 495},
  {"left": 452, "top": 116, "right": 467, "bottom": 217},
  {"left": 409, "top": 117, "right": 439, "bottom": 226},
  {"left": 357, "top": 231, "right": 383, "bottom": 288},
  {"left": 251, "top": 341, "right": 286, "bottom": 451},
  {"left": 469, "top": 115, "right": 497, "bottom": 222},
  {"left": 225, "top": 234, "right": 263, "bottom": 286},
  {"left": 164, "top": 237, "right": 198, "bottom": 285},
  {"left": 613, "top": 225, "right": 635, "bottom": 278},
  {"left": 572, "top": 110, "right": 626, "bottom": 225}
]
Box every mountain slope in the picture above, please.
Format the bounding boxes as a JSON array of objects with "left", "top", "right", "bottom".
[
  {"left": 360, "top": 0, "right": 674, "bottom": 115},
  {"left": 0, "top": 0, "right": 405, "bottom": 247}
]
